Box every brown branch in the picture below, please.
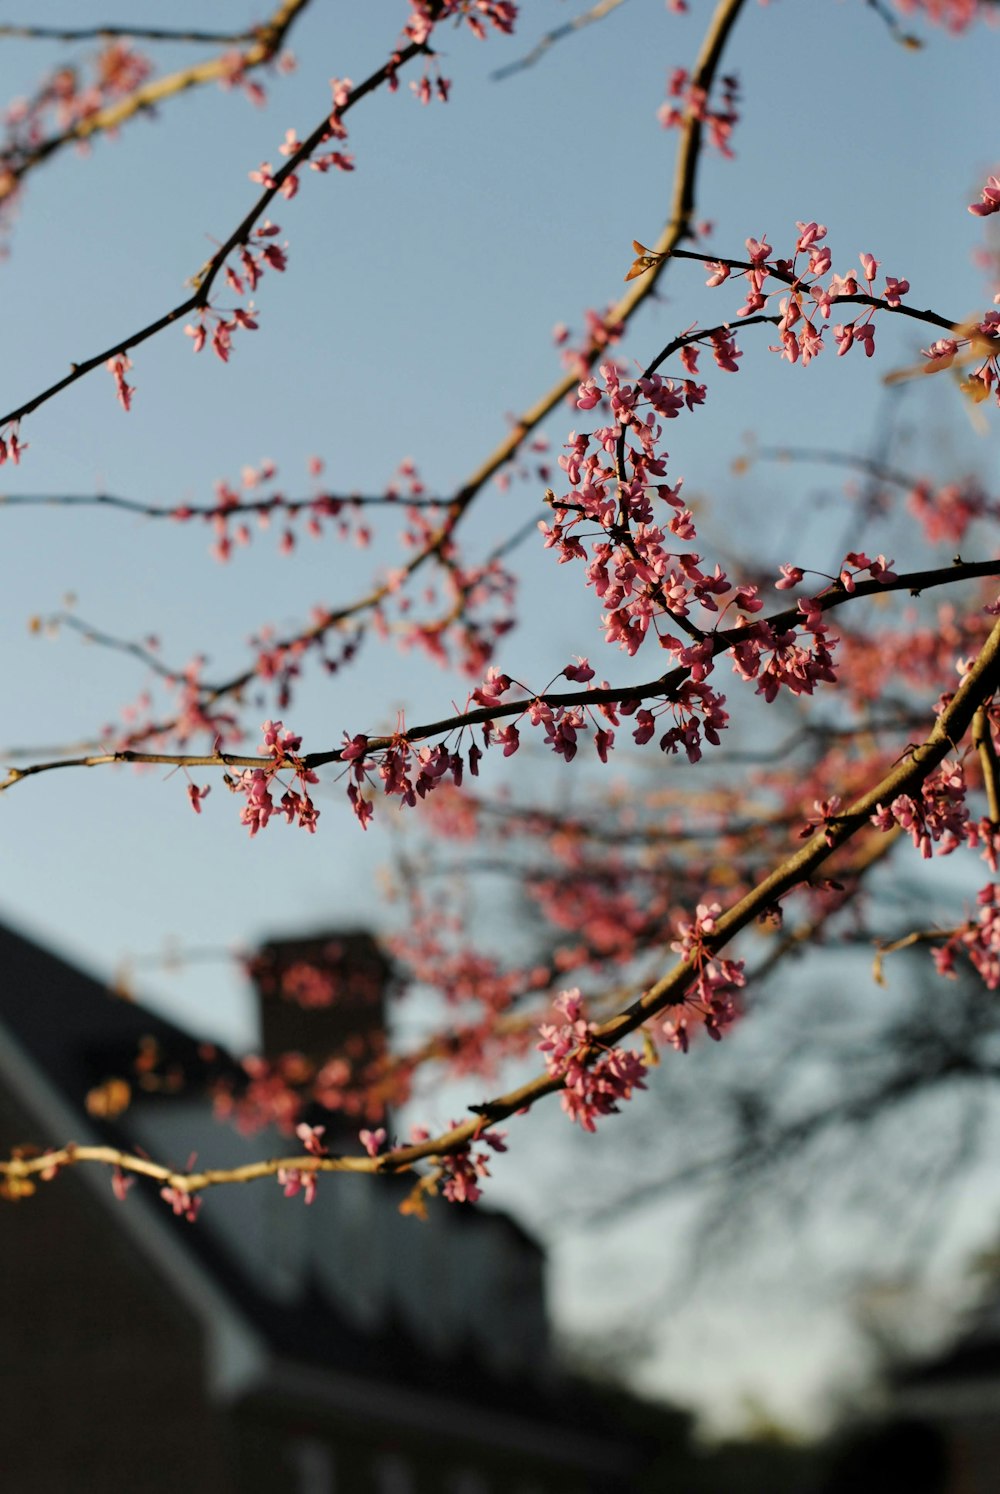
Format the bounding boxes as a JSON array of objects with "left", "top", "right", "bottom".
[
  {"left": 0, "top": 0, "right": 743, "bottom": 438},
  {"left": 750, "top": 824, "right": 903, "bottom": 986},
  {"left": 599, "top": 613, "right": 1000, "bottom": 1035},
  {"left": 6, "top": 617, "right": 1000, "bottom": 1200},
  {"left": 871, "top": 928, "right": 951, "bottom": 985},
  {"left": 0, "top": 0, "right": 312, "bottom": 205},
  {"left": 0, "top": 25, "right": 428, "bottom": 431},
  {"left": 311, "top": 0, "right": 754, "bottom": 667},
  {"left": 0, "top": 24, "right": 269, "bottom": 45},
  {"left": 0, "top": 489, "right": 449, "bottom": 518},
  {"left": 659, "top": 245, "right": 960, "bottom": 338},
  {"left": 35, "top": 611, "right": 180, "bottom": 684},
  {"left": 4, "top": 555, "right": 1000, "bottom": 793},
  {"left": 973, "top": 702, "right": 1000, "bottom": 823},
  {"left": 0, "top": 0, "right": 755, "bottom": 762},
  {"left": 14, "top": 295, "right": 968, "bottom": 752}
]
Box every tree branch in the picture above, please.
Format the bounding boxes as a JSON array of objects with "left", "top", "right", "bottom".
[
  {"left": 4, "top": 555, "right": 999, "bottom": 791},
  {"left": 0, "top": 0, "right": 313, "bottom": 205},
  {"left": 6, "top": 615, "right": 1000, "bottom": 1201}
]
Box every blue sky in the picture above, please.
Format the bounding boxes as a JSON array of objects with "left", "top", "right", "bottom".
[{"left": 1, "top": 0, "right": 998, "bottom": 1432}]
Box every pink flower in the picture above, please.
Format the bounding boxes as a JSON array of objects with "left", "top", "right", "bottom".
[
  {"left": 795, "top": 221, "right": 827, "bottom": 252},
  {"left": 107, "top": 355, "right": 135, "bottom": 411},
  {"left": 969, "top": 174, "right": 1000, "bottom": 217},
  {"left": 359, "top": 1127, "right": 386, "bottom": 1157},
  {"left": 278, "top": 1167, "right": 317, "bottom": 1204},
  {"left": 161, "top": 1185, "right": 201, "bottom": 1222},
  {"left": 329, "top": 76, "right": 353, "bottom": 110},
  {"left": 111, "top": 1166, "right": 134, "bottom": 1202},
  {"left": 576, "top": 378, "right": 602, "bottom": 410},
  {"left": 340, "top": 732, "right": 370, "bottom": 764},
  {"left": 854, "top": 322, "right": 875, "bottom": 357},
  {"left": 833, "top": 324, "right": 854, "bottom": 357},
  {"left": 922, "top": 338, "right": 958, "bottom": 366},
  {"left": 187, "top": 782, "right": 211, "bottom": 814},
  {"left": 745, "top": 236, "right": 772, "bottom": 266},
  {"left": 493, "top": 723, "right": 520, "bottom": 757},
  {"left": 472, "top": 667, "right": 512, "bottom": 704},
  {"left": 296, "top": 1122, "right": 328, "bottom": 1157}
]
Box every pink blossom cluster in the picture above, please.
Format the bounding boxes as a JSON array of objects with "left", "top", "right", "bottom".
[
  {"left": 871, "top": 760, "right": 969, "bottom": 859},
  {"left": 658, "top": 67, "right": 741, "bottom": 157},
  {"left": 359, "top": 1127, "right": 387, "bottom": 1157},
  {"left": 272, "top": 961, "right": 340, "bottom": 1009},
  {"left": 230, "top": 719, "right": 319, "bottom": 836},
  {"left": 160, "top": 1184, "right": 201, "bottom": 1222},
  {"left": 668, "top": 902, "right": 746, "bottom": 1045},
  {"left": 209, "top": 1039, "right": 392, "bottom": 1137},
  {"left": 0, "top": 424, "right": 26, "bottom": 465},
  {"left": 0, "top": 40, "right": 153, "bottom": 246},
  {"left": 553, "top": 307, "right": 626, "bottom": 383},
  {"left": 214, "top": 1052, "right": 310, "bottom": 1135},
  {"left": 297, "top": 1122, "right": 329, "bottom": 1156},
  {"left": 538, "top": 358, "right": 855, "bottom": 761},
  {"left": 897, "top": 0, "right": 989, "bottom": 31},
  {"left": 340, "top": 728, "right": 471, "bottom": 832},
  {"left": 921, "top": 310, "right": 1000, "bottom": 403},
  {"left": 277, "top": 1166, "right": 317, "bottom": 1205},
  {"left": 275, "top": 1122, "right": 331, "bottom": 1205},
  {"left": 537, "top": 989, "right": 647, "bottom": 1131},
  {"left": 166, "top": 451, "right": 517, "bottom": 698},
  {"left": 838, "top": 603, "right": 992, "bottom": 707},
  {"left": 933, "top": 883, "right": 1000, "bottom": 988},
  {"left": 438, "top": 1129, "right": 508, "bottom": 1204},
  {"left": 907, "top": 478, "right": 1000, "bottom": 545},
  {"left": 116, "top": 654, "right": 239, "bottom": 754},
  {"left": 531, "top": 870, "right": 665, "bottom": 961},
  {"left": 184, "top": 221, "right": 285, "bottom": 365},
  {"left": 404, "top": 0, "right": 517, "bottom": 45},
  {"left": 257, "top": 77, "right": 358, "bottom": 197},
  {"left": 217, "top": 43, "right": 295, "bottom": 108},
  {"left": 403, "top": 0, "right": 516, "bottom": 102},
  {"left": 706, "top": 225, "right": 912, "bottom": 370},
  {"left": 180, "top": 456, "right": 415, "bottom": 564},
  {"left": 729, "top": 596, "right": 838, "bottom": 704}
]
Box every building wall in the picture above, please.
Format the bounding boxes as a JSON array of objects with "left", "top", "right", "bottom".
[
  {"left": 126, "top": 1097, "right": 552, "bottom": 1379},
  {"left": 0, "top": 1083, "right": 233, "bottom": 1494},
  {"left": 232, "top": 1388, "right": 609, "bottom": 1494}
]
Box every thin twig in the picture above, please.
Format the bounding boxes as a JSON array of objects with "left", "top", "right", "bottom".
[
  {"left": 0, "top": 23, "right": 264, "bottom": 45},
  {"left": 973, "top": 702, "right": 1000, "bottom": 823},
  {"left": 5, "top": 555, "right": 1000, "bottom": 791},
  {"left": 491, "top": 0, "right": 628, "bottom": 81},
  {"left": 6, "top": 616, "right": 1000, "bottom": 1199},
  {"left": 0, "top": 489, "right": 449, "bottom": 517},
  {"left": 0, "top": 0, "right": 313, "bottom": 205},
  {"left": 0, "top": 26, "right": 426, "bottom": 431}
]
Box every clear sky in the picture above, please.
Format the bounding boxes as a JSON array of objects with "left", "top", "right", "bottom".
[{"left": 1, "top": 0, "right": 998, "bottom": 1434}]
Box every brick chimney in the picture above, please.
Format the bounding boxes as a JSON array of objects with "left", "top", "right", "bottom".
[{"left": 248, "top": 929, "right": 392, "bottom": 1080}]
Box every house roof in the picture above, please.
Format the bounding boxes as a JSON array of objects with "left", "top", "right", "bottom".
[
  {"left": 0, "top": 917, "right": 646, "bottom": 1465},
  {"left": 896, "top": 1294, "right": 1000, "bottom": 1389},
  {"left": 0, "top": 919, "right": 216, "bottom": 1103}
]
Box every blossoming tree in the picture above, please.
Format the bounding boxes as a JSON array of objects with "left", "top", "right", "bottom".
[{"left": 1, "top": 0, "right": 999, "bottom": 1226}]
